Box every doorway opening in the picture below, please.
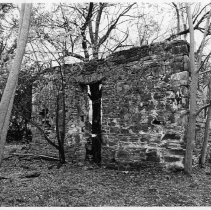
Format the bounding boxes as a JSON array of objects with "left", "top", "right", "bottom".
[{"left": 85, "top": 81, "right": 102, "bottom": 166}]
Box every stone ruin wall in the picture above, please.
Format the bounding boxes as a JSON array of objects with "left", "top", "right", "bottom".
[
  {"left": 65, "top": 40, "right": 191, "bottom": 169},
  {"left": 32, "top": 40, "right": 194, "bottom": 169},
  {"left": 100, "top": 40, "right": 190, "bottom": 169}
]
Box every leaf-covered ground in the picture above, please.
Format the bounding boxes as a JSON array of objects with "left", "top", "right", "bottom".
[{"left": 1, "top": 144, "right": 211, "bottom": 207}]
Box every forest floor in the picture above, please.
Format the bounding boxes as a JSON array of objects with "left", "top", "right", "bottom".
[{"left": 1, "top": 143, "right": 211, "bottom": 207}]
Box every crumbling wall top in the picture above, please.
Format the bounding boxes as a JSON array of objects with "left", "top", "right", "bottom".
[{"left": 106, "top": 40, "right": 189, "bottom": 65}]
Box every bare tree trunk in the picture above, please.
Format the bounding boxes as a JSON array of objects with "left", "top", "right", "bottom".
[
  {"left": 199, "top": 81, "right": 211, "bottom": 166},
  {"left": 55, "top": 93, "right": 65, "bottom": 164},
  {"left": 172, "top": 3, "right": 181, "bottom": 35},
  {"left": 180, "top": 3, "right": 187, "bottom": 40},
  {"left": 58, "top": 66, "right": 66, "bottom": 164},
  {"left": 184, "top": 4, "right": 198, "bottom": 174},
  {"left": 0, "top": 4, "right": 32, "bottom": 165},
  {"left": 197, "top": 7, "right": 211, "bottom": 167},
  {"left": 60, "top": 76, "right": 66, "bottom": 164}
]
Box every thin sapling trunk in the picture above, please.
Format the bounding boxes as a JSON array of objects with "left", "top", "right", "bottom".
[
  {"left": 0, "top": 4, "right": 32, "bottom": 165},
  {"left": 184, "top": 4, "right": 198, "bottom": 174},
  {"left": 199, "top": 81, "right": 211, "bottom": 166}
]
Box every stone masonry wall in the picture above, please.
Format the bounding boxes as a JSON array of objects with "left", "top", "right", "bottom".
[
  {"left": 31, "top": 40, "right": 191, "bottom": 169},
  {"left": 101, "top": 40, "right": 190, "bottom": 169}
]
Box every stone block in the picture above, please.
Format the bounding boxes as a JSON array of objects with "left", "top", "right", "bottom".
[
  {"left": 165, "top": 142, "right": 183, "bottom": 150},
  {"left": 164, "top": 155, "right": 182, "bottom": 162},
  {"left": 116, "top": 82, "right": 123, "bottom": 91},
  {"left": 108, "top": 141, "right": 117, "bottom": 147},
  {"left": 116, "top": 149, "right": 130, "bottom": 161},
  {"left": 162, "top": 133, "right": 181, "bottom": 140},
  {"left": 140, "top": 124, "right": 149, "bottom": 132},
  {"left": 119, "top": 136, "right": 129, "bottom": 142},
  {"left": 123, "top": 84, "right": 130, "bottom": 91},
  {"left": 140, "top": 136, "right": 149, "bottom": 143},
  {"left": 140, "top": 153, "right": 147, "bottom": 159},
  {"left": 183, "top": 55, "right": 190, "bottom": 71},
  {"left": 110, "top": 127, "right": 120, "bottom": 134},
  {"left": 140, "top": 93, "right": 151, "bottom": 101},
  {"left": 108, "top": 121, "right": 116, "bottom": 126},
  {"left": 146, "top": 151, "right": 160, "bottom": 162},
  {"left": 173, "top": 55, "right": 184, "bottom": 62},
  {"left": 171, "top": 42, "right": 189, "bottom": 55},
  {"left": 168, "top": 148, "right": 185, "bottom": 156},
  {"left": 170, "top": 71, "right": 188, "bottom": 81},
  {"left": 121, "top": 129, "right": 130, "bottom": 134},
  {"left": 130, "top": 124, "right": 142, "bottom": 133}
]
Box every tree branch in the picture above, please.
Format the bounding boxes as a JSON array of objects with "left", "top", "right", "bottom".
[
  {"left": 98, "top": 3, "right": 135, "bottom": 47},
  {"left": 110, "top": 31, "right": 129, "bottom": 52},
  {"left": 29, "top": 119, "right": 60, "bottom": 150},
  {"left": 200, "top": 69, "right": 211, "bottom": 75},
  {"left": 88, "top": 16, "right": 95, "bottom": 44},
  {"left": 196, "top": 8, "right": 211, "bottom": 74},
  {"left": 13, "top": 103, "right": 59, "bottom": 150},
  {"left": 195, "top": 102, "right": 211, "bottom": 116},
  {"left": 172, "top": 2, "right": 180, "bottom": 34},
  {"left": 64, "top": 51, "right": 85, "bottom": 61},
  {"left": 81, "top": 2, "right": 94, "bottom": 59},
  {"left": 197, "top": 9, "right": 211, "bottom": 55},
  {"left": 94, "top": 3, "right": 105, "bottom": 43},
  {"left": 193, "top": 3, "right": 211, "bottom": 24},
  {"left": 166, "top": 10, "right": 210, "bottom": 41}
]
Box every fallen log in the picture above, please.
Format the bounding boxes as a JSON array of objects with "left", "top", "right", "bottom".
[
  {"left": 3, "top": 155, "right": 12, "bottom": 160},
  {"left": 10, "top": 153, "right": 59, "bottom": 161},
  {"left": 20, "top": 171, "right": 41, "bottom": 178},
  {"left": 0, "top": 176, "right": 9, "bottom": 180}
]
